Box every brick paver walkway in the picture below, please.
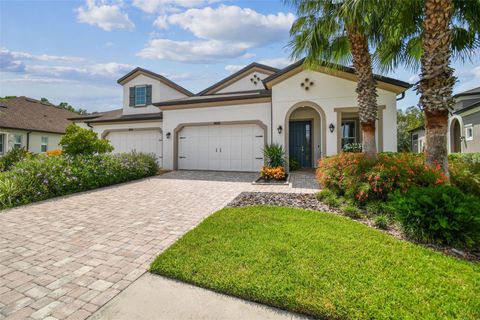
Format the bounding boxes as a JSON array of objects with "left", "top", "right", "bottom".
[{"left": 0, "top": 171, "right": 318, "bottom": 320}]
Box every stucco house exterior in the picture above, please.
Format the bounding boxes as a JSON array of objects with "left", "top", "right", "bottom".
[
  {"left": 0, "top": 96, "right": 77, "bottom": 155},
  {"left": 71, "top": 60, "right": 410, "bottom": 172},
  {"left": 411, "top": 86, "right": 480, "bottom": 154}
]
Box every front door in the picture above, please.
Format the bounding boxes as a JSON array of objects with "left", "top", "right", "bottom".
[{"left": 289, "top": 121, "right": 312, "bottom": 168}]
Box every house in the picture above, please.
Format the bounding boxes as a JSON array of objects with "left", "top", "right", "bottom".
[
  {"left": 71, "top": 60, "right": 410, "bottom": 172},
  {"left": 410, "top": 86, "right": 480, "bottom": 153},
  {"left": 0, "top": 96, "right": 78, "bottom": 155}
]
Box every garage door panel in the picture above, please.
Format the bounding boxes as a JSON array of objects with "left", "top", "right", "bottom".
[
  {"left": 178, "top": 124, "right": 264, "bottom": 172},
  {"left": 107, "top": 129, "right": 163, "bottom": 167}
]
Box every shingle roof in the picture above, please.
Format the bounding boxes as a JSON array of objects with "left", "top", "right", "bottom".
[
  {"left": 453, "top": 86, "right": 480, "bottom": 98},
  {"left": 0, "top": 96, "right": 78, "bottom": 134},
  {"left": 455, "top": 98, "right": 480, "bottom": 114},
  {"left": 70, "top": 108, "right": 163, "bottom": 123}
]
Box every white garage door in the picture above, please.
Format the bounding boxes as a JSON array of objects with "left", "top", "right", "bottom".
[
  {"left": 178, "top": 124, "right": 264, "bottom": 172},
  {"left": 106, "top": 129, "right": 163, "bottom": 166}
]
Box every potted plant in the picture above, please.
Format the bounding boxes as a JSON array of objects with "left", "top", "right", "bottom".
[{"left": 254, "top": 144, "right": 289, "bottom": 184}]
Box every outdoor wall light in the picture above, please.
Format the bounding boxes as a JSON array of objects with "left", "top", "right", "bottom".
[
  {"left": 329, "top": 123, "right": 335, "bottom": 133},
  {"left": 166, "top": 132, "right": 171, "bottom": 139},
  {"left": 277, "top": 125, "right": 283, "bottom": 134}
]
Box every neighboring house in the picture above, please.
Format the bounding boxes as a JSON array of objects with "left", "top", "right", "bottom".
[
  {"left": 410, "top": 86, "right": 480, "bottom": 153},
  {"left": 71, "top": 60, "right": 410, "bottom": 172},
  {"left": 0, "top": 96, "right": 77, "bottom": 154}
]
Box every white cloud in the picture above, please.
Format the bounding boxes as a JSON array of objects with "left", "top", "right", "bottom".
[
  {"left": 225, "top": 64, "right": 244, "bottom": 73},
  {"left": 142, "top": 5, "right": 295, "bottom": 62},
  {"left": 153, "top": 15, "right": 169, "bottom": 29},
  {"left": 76, "top": 0, "right": 134, "bottom": 31},
  {"left": 162, "top": 5, "right": 295, "bottom": 47},
  {"left": 133, "top": 0, "right": 220, "bottom": 14},
  {"left": 104, "top": 42, "right": 114, "bottom": 47},
  {"left": 137, "top": 39, "right": 249, "bottom": 62},
  {"left": 258, "top": 57, "right": 293, "bottom": 69},
  {"left": 0, "top": 47, "right": 85, "bottom": 70},
  {"left": 24, "top": 62, "right": 133, "bottom": 78},
  {"left": 454, "top": 64, "right": 480, "bottom": 93}
]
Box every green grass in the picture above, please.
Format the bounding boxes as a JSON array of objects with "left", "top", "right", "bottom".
[{"left": 150, "top": 206, "right": 480, "bottom": 319}]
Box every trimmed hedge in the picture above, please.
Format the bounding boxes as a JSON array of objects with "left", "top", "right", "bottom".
[{"left": 0, "top": 152, "right": 158, "bottom": 210}]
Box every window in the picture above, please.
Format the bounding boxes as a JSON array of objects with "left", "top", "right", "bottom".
[
  {"left": 465, "top": 124, "right": 473, "bottom": 141},
  {"left": 341, "top": 120, "right": 357, "bottom": 147},
  {"left": 135, "top": 86, "right": 146, "bottom": 106},
  {"left": 41, "top": 136, "right": 48, "bottom": 152},
  {"left": 0, "top": 134, "right": 4, "bottom": 154},
  {"left": 13, "top": 134, "right": 22, "bottom": 149}
]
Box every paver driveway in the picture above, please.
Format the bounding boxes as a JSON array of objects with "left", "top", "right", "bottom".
[{"left": 0, "top": 171, "right": 317, "bottom": 320}]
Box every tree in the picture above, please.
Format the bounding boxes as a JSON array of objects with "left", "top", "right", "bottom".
[
  {"left": 286, "top": 0, "right": 380, "bottom": 156},
  {"left": 60, "top": 124, "right": 113, "bottom": 156},
  {"left": 41, "top": 98, "right": 88, "bottom": 114},
  {"left": 397, "top": 106, "right": 425, "bottom": 152},
  {"left": 370, "top": 0, "right": 480, "bottom": 176}
]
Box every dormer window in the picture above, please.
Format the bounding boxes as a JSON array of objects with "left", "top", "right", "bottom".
[
  {"left": 129, "top": 85, "right": 152, "bottom": 107},
  {"left": 135, "top": 86, "right": 146, "bottom": 106}
]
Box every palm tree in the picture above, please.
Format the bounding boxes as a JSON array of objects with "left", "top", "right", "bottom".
[
  {"left": 286, "top": 0, "right": 379, "bottom": 156},
  {"left": 371, "top": 0, "right": 480, "bottom": 176}
]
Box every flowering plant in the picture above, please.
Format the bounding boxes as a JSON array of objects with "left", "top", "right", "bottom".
[{"left": 260, "top": 166, "right": 286, "bottom": 180}]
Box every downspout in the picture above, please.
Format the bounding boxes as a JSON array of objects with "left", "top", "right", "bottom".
[
  {"left": 26, "top": 131, "right": 32, "bottom": 151},
  {"left": 396, "top": 92, "right": 406, "bottom": 101}
]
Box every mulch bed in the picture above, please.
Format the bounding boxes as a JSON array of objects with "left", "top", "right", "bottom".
[{"left": 227, "top": 192, "right": 479, "bottom": 262}]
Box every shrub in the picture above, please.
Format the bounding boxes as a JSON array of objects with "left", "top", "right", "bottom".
[
  {"left": 365, "top": 200, "right": 395, "bottom": 217},
  {"left": 289, "top": 158, "right": 300, "bottom": 171},
  {"left": 0, "top": 152, "right": 158, "bottom": 210},
  {"left": 342, "top": 205, "right": 362, "bottom": 219},
  {"left": 315, "top": 189, "right": 334, "bottom": 201},
  {"left": 46, "top": 149, "right": 62, "bottom": 156},
  {"left": 343, "top": 143, "right": 362, "bottom": 153},
  {"left": 60, "top": 124, "right": 113, "bottom": 156},
  {"left": 323, "top": 194, "right": 344, "bottom": 208},
  {"left": 316, "top": 153, "right": 448, "bottom": 203},
  {"left": 263, "top": 144, "right": 285, "bottom": 167},
  {"left": 0, "top": 147, "right": 30, "bottom": 171},
  {"left": 374, "top": 214, "right": 391, "bottom": 230},
  {"left": 260, "top": 166, "right": 286, "bottom": 180},
  {"left": 390, "top": 185, "right": 480, "bottom": 248},
  {"left": 449, "top": 153, "right": 480, "bottom": 196}
]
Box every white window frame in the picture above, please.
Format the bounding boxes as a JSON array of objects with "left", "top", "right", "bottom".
[
  {"left": 135, "top": 85, "right": 147, "bottom": 106},
  {"left": 0, "top": 133, "right": 5, "bottom": 155},
  {"left": 465, "top": 124, "right": 474, "bottom": 141},
  {"left": 41, "top": 136, "right": 48, "bottom": 152},
  {"left": 13, "top": 134, "right": 22, "bottom": 149}
]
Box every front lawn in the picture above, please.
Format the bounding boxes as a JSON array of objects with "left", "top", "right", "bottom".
[{"left": 151, "top": 206, "right": 479, "bottom": 319}]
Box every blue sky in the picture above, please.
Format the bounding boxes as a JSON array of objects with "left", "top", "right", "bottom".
[{"left": 1, "top": 0, "right": 478, "bottom": 112}]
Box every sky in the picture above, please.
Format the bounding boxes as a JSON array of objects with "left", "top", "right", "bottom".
[{"left": 0, "top": 0, "right": 479, "bottom": 113}]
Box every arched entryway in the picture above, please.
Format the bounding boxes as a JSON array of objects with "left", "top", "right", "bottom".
[
  {"left": 450, "top": 118, "right": 462, "bottom": 153},
  {"left": 284, "top": 101, "right": 326, "bottom": 169}
]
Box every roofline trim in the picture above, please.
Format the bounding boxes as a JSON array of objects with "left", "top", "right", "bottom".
[
  {"left": 154, "top": 90, "right": 272, "bottom": 107},
  {"left": 85, "top": 115, "right": 163, "bottom": 124},
  {"left": 0, "top": 125, "right": 65, "bottom": 135},
  {"left": 117, "top": 67, "right": 194, "bottom": 97},
  {"left": 196, "top": 62, "right": 279, "bottom": 96},
  {"left": 263, "top": 58, "right": 412, "bottom": 92}
]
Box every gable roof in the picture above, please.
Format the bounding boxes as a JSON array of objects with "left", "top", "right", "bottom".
[
  {"left": 117, "top": 67, "right": 193, "bottom": 97},
  {"left": 0, "top": 97, "right": 78, "bottom": 134},
  {"left": 453, "top": 86, "right": 480, "bottom": 98},
  {"left": 263, "top": 58, "right": 411, "bottom": 94},
  {"left": 197, "top": 62, "right": 279, "bottom": 96}
]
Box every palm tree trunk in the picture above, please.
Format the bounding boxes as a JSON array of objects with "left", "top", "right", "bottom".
[
  {"left": 347, "top": 27, "right": 378, "bottom": 156},
  {"left": 418, "top": 0, "right": 455, "bottom": 178}
]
